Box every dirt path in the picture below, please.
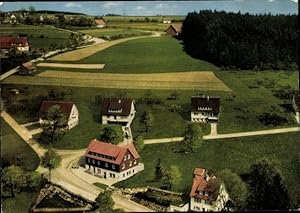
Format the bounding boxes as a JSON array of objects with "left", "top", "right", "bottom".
[{"left": 37, "top": 63, "right": 105, "bottom": 69}]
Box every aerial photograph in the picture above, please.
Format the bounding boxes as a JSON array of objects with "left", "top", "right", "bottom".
[{"left": 0, "top": 0, "right": 299, "bottom": 212}]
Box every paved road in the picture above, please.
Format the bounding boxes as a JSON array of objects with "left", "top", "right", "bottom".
[
  {"left": 1, "top": 111, "right": 153, "bottom": 212},
  {"left": 203, "top": 126, "right": 300, "bottom": 140}
]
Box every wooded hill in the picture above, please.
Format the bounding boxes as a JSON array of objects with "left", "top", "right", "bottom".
[{"left": 180, "top": 10, "right": 298, "bottom": 70}]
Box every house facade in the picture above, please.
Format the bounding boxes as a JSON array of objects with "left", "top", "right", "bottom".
[
  {"left": 101, "top": 98, "right": 136, "bottom": 127},
  {"left": 39, "top": 101, "right": 79, "bottom": 130},
  {"left": 292, "top": 91, "right": 300, "bottom": 123},
  {"left": 191, "top": 96, "right": 220, "bottom": 123},
  {"left": 95, "top": 19, "right": 106, "bottom": 28},
  {"left": 164, "top": 23, "right": 182, "bottom": 36},
  {"left": 190, "top": 168, "right": 229, "bottom": 212},
  {"left": 18, "top": 61, "right": 36, "bottom": 75},
  {"left": 85, "top": 139, "right": 144, "bottom": 181},
  {"left": 0, "top": 36, "right": 29, "bottom": 53}
]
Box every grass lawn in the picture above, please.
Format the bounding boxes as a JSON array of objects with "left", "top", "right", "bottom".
[
  {"left": 0, "top": 24, "right": 71, "bottom": 50},
  {"left": 1, "top": 118, "right": 40, "bottom": 171},
  {"left": 78, "top": 28, "right": 151, "bottom": 38},
  {"left": 114, "top": 132, "right": 300, "bottom": 205},
  {"left": 78, "top": 37, "right": 217, "bottom": 73},
  {"left": 93, "top": 182, "right": 108, "bottom": 190},
  {"left": 104, "top": 15, "right": 185, "bottom": 23},
  {"left": 2, "top": 191, "right": 39, "bottom": 213},
  {"left": 2, "top": 69, "right": 298, "bottom": 148}
]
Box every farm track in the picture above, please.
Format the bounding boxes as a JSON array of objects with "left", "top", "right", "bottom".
[
  {"left": 37, "top": 63, "right": 105, "bottom": 69},
  {"left": 2, "top": 71, "right": 232, "bottom": 91}
]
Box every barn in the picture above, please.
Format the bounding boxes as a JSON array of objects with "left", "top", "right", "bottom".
[{"left": 164, "top": 23, "right": 182, "bottom": 36}]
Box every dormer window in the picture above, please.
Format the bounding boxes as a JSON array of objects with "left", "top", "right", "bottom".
[{"left": 108, "top": 108, "right": 123, "bottom": 113}]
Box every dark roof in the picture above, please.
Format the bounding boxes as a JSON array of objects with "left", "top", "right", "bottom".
[
  {"left": 0, "top": 36, "right": 28, "bottom": 49},
  {"left": 191, "top": 96, "right": 220, "bottom": 113},
  {"left": 101, "top": 98, "right": 133, "bottom": 116},
  {"left": 39, "top": 101, "right": 74, "bottom": 118},
  {"left": 164, "top": 23, "right": 182, "bottom": 33},
  {"left": 85, "top": 139, "right": 139, "bottom": 165}
]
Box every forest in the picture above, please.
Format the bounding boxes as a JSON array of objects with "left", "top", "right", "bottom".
[{"left": 180, "top": 10, "right": 298, "bottom": 70}]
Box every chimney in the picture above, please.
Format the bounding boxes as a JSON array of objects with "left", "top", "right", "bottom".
[{"left": 118, "top": 99, "right": 121, "bottom": 103}]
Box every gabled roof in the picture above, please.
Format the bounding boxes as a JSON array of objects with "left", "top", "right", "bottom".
[
  {"left": 191, "top": 96, "right": 220, "bottom": 113},
  {"left": 95, "top": 19, "right": 106, "bottom": 26},
  {"left": 39, "top": 101, "right": 75, "bottom": 119},
  {"left": 0, "top": 36, "right": 28, "bottom": 49},
  {"left": 101, "top": 98, "right": 133, "bottom": 116},
  {"left": 190, "top": 168, "right": 220, "bottom": 201},
  {"left": 165, "top": 23, "right": 182, "bottom": 33},
  {"left": 21, "top": 61, "right": 35, "bottom": 70},
  {"left": 85, "top": 139, "right": 139, "bottom": 165}
]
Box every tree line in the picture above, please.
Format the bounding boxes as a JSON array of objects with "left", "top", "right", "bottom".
[{"left": 180, "top": 10, "right": 298, "bottom": 71}]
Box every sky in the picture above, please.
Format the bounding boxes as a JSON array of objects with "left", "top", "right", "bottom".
[{"left": 0, "top": 0, "right": 298, "bottom": 16}]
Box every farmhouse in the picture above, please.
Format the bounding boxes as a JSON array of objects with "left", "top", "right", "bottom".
[
  {"left": 0, "top": 36, "right": 29, "bottom": 53},
  {"left": 162, "top": 18, "right": 171, "bottom": 24},
  {"left": 292, "top": 91, "right": 300, "bottom": 123},
  {"left": 95, "top": 19, "right": 106, "bottom": 28},
  {"left": 190, "top": 168, "right": 229, "bottom": 212},
  {"left": 18, "top": 61, "right": 36, "bottom": 75},
  {"left": 85, "top": 139, "right": 144, "bottom": 181},
  {"left": 101, "top": 98, "right": 135, "bottom": 127},
  {"left": 164, "top": 23, "right": 182, "bottom": 36},
  {"left": 39, "top": 101, "right": 79, "bottom": 130},
  {"left": 191, "top": 96, "right": 220, "bottom": 123}
]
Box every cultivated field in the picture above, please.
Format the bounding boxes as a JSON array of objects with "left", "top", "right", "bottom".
[
  {"left": 34, "top": 71, "right": 231, "bottom": 91},
  {"left": 48, "top": 35, "right": 153, "bottom": 61},
  {"left": 0, "top": 24, "right": 72, "bottom": 50},
  {"left": 78, "top": 28, "right": 151, "bottom": 38},
  {"left": 36, "top": 62, "right": 105, "bottom": 69}
]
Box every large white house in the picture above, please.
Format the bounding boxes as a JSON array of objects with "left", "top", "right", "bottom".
[
  {"left": 39, "top": 101, "right": 79, "bottom": 130},
  {"left": 190, "top": 168, "right": 229, "bottom": 212},
  {"left": 292, "top": 91, "right": 300, "bottom": 123},
  {"left": 191, "top": 96, "right": 221, "bottom": 123},
  {"left": 85, "top": 139, "right": 144, "bottom": 182},
  {"left": 101, "top": 98, "right": 136, "bottom": 127}
]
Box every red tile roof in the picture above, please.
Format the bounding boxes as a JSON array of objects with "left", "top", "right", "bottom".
[
  {"left": 190, "top": 168, "right": 219, "bottom": 201},
  {"left": 85, "top": 140, "right": 139, "bottom": 165},
  {"left": 0, "top": 36, "right": 28, "bottom": 49},
  {"left": 101, "top": 98, "right": 134, "bottom": 116},
  {"left": 95, "top": 19, "right": 106, "bottom": 26},
  {"left": 21, "top": 61, "right": 35, "bottom": 70},
  {"left": 39, "top": 101, "right": 74, "bottom": 119},
  {"left": 191, "top": 96, "right": 220, "bottom": 114}
]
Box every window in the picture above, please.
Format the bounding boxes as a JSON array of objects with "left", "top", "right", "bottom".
[
  {"left": 105, "top": 163, "right": 108, "bottom": 168},
  {"left": 205, "top": 200, "right": 209, "bottom": 204},
  {"left": 123, "top": 173, "right": 125, "bottom": 177},
  {"left": 97, "top": 161, "right": 100, "bottom": 166},
  {"left": 133, "top": 169, "right": 134, "bottom": 173},
  {"left": 92, "top": 159, "right": 95, "bottom": 164},
  {"left": 129, "top": 161, "right": 132, "bottom": 166},
  {"left": 127, "top": 154, "right": 131, "bottom": 160},
  {"left": 122, "top": 163, "right": 125, "bottom": 169},
  {"left": 134, "top": 160, "right": 137, "bottom": 165},
  {"left": 112, "top": 164, "right": 115, "bottom": 170},
  {"left": 87, "top": 158, "right": 90, "bottom": 163}
]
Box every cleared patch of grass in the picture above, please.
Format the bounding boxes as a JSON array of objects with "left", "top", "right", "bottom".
[
  {"left": 79, "top": 28, "right": 150, "bottom": 38},
  {"left": 2, "top": 192, "right": 38, "bottom": 213},
  {"left": 1, "top": 118, "right": 40, "bottom": 171},
  {"left": 93, "top": 182, "right": 108, "bottom": 190},
  {"left": 78, "top": 37, "right": 217, "bottom": 73}
]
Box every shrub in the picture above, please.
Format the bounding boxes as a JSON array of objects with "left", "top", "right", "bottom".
[{"left": 257, "top": 112, "right": 288, "bottom": 126}]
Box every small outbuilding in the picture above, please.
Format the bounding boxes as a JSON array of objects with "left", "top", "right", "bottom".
[
  {"left": 95, "top": 19, "right": 106, "bottom": 28},
  {"left": 18, "top": 61, "right": 36, "bottom": 75},
  {"left": 164, "top": 23, "right": 182, "bottom": 36}
]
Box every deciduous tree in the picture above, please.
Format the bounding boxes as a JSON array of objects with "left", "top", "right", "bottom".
[
  {"left": 181, "top": 123, "right": 203, "bottom": 153},
  {"left": 41, "top": 149, "right": 61, "bottom": 182},
  {"left": 100, "top": 125, "right": 123, "bottom": 144},
  {"left": 133, "top": 136, "right": 144, "bottom": 152}
]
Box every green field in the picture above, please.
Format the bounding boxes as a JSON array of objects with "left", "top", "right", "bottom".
[
  {"left": 2, "top": 69, "right": 298, "bottom": 149},
  {"left": 114, "top": 132, "right": 300, "bottom": 205},
  {"left": 0, "top": 24, "right": 72, "bottom": 50},
  {"left": 1, "top": 118, "right": 40, "bottom": 171},
  {"left": 77, "top": 37, "right": 217, "bottom": 73},
  {"left": 78, "top": 28, "right": 151, "bottom": 38},
  {"left": 103, "top": 15, "right": 185, "bottom": 23},
  {"left": 2, "top": 191, "right": 39, "bottom": 213}
]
